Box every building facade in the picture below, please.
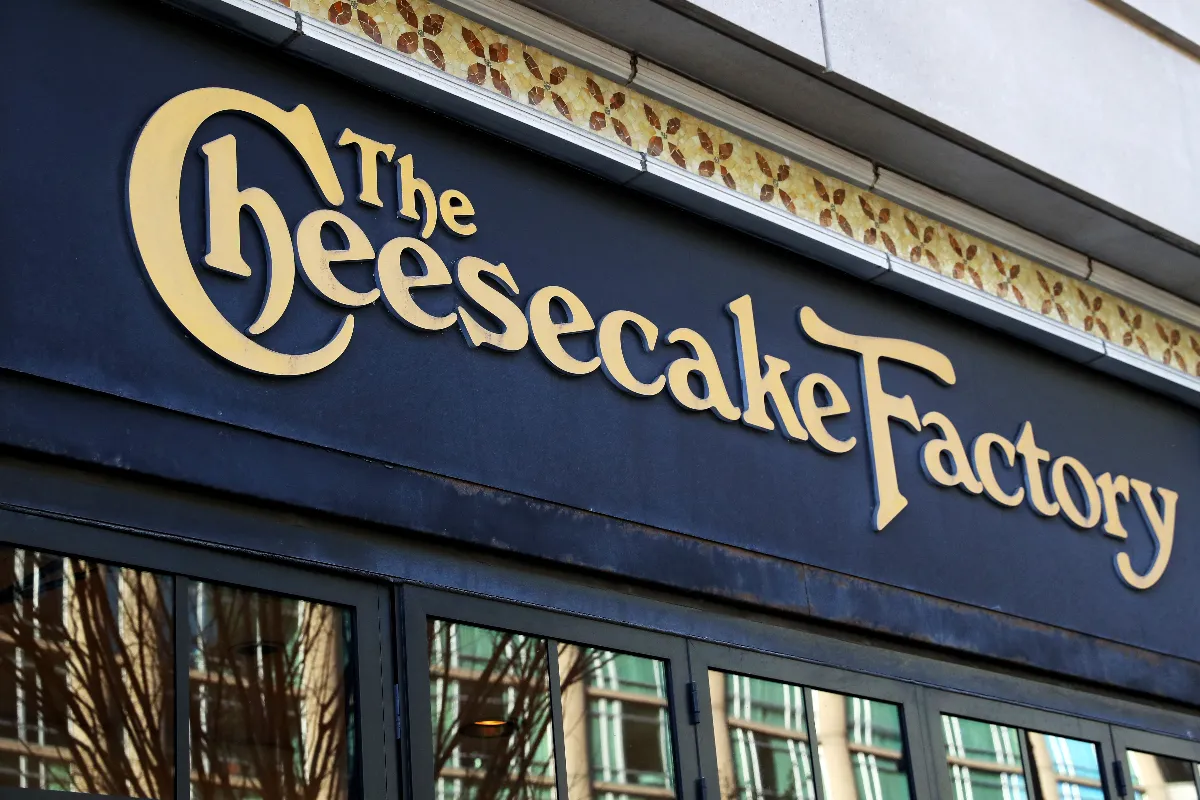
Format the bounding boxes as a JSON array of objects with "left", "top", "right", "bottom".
[{"left": 2, "top": 3, "right": 1200, "bottom": 800}]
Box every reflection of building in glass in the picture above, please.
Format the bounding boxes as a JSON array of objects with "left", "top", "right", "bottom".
[
  {"left": 943, "top": 715, "right": 1025, "bottom": 800},
  {"left": 708, "top": 672, "right": 911, "bottom": 800},
  {"left": 189, "top": 582, "right": 356, "bottom": 800},
  {"left": 812, "top": 690, "right": 911, "bottom": 800},
  {"left": 426, "top": 622, "right": 676, "bottom": 800},
  {"left": 708, "top": 673, "right": 815, "bottom": 800},
  {"left": 0, "top": 547, "right": 356, "bottom": 800},
  {"left": 1127, "top": 751, "right": 1200, "bottom": 800},
  {"left": 428, "top": 620, "right": 557, "bottom": 800},
  {"left": 942, "top": 715, "right": 1103, "bottom": 800},
  {"left": 0, "top": 548, "right": 174, "bottom": 797},
  {"left": 562, "top": 645, "right": 675, "bottom": 800}
]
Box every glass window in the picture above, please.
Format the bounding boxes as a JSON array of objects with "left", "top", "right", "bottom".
[
  {"left": 708, "top": 671, "right": 815, "bottom": 800},
  {"left": 1026, "top": 732, "right": 1103, "bottom": 800},
  {"left": 427, "top": 620, "right": 557, "bottom": 800},
  {"left": 189, "top": 581, "right": 359, "bottom": 800},
  {"left": 941, "top": 715, "right": 1103, "bottom": 800},
  {"left": 560, "top": 645, "right": 675, "bottom": 800},
  {"left": 812, "top": 690, "right": 911, "bottom": 800},
  {"left": 0, "top": 546, "right": 175, "bottom": 797},
  {"left": 1127, "top": 751, "right": 1200, "bottom": 800}
]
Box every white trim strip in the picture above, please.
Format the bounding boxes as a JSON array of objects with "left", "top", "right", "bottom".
[
  {"left": 873, "top": 169, "right": 1091, "bottom": 279},
  {"left": 438, "top": 0, "right": 633, "bottom": 83},
  {"left": 877, "top": 257, "right": 1106, "bottom": 364},
  {"left": 1088, "top": 260, "right": 1200, "bottom": 330},
  {"left": 158, "top": 0, "right": 1200, "bottom": 407},
  {"left": 630, "top": 158, "right": 888, "bottom": 281},
  {"left": 631, "top": 59, "right": 877, "bottom": 189},
  {"left": 1096, "top": 342, "right": 1200, "bottom": 409}
]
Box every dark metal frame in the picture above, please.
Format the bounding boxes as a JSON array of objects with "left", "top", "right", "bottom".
[
  {"left": 923, "top": 688, "right": 1116, "bottom": 800},
  {"left": 688, "top": 640, "right": 938, "bottom": 800},
  {"left": 0, "top": 508, "right": 398, "bottom": 800},
  {"left": 3, "top": 476, "right": 1200, "bottom": 800},
  {"left": 398, "top": 585, "right": 702, "bottom": 800}
]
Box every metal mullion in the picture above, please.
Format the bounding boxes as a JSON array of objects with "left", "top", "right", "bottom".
[
  {"left": 1017, "top": 726, "right": 1037, "bottom": 800},
  {"left": 545, "top": 638, "right": 571, "bottom": 800},
  {"left": 173, "top": 577, "right": 189, "bottom": 800},
  {"left": 802, "top": 687, "right": 827, "bottom": 800}
]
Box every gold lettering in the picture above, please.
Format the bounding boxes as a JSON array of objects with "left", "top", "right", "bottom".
[
  {"left": 1116, "top": 481, "right": 1178, "bottom": 590},
  {"left": 296, "top": 209, "right": 378, "bottom": 307},
  {"left": 527, "top": 286, "right": 600, "bottom": 376},
  {"left": 1050, "top": 456, "right": 1101, "bottom": 529},
  {"left": 396, "top": 154, "right": 437, "bottom": 239},
  {"left": 438, "top": 190, "right": 477, "bottom": 237},
  {"left": 337, "top": 128, "right": 396, "bottom": 208},
  {"left": 128, "top": 87, "right": 351, "bottom": 376},
  {"left": 663, "top": 328, "right": 742, "bottom": 422},
  {"left": 1014, "top": 422, "right": 1059, "bottom": 517},
  {"left": 200, "top": 134, "right": 296, "bottom": 335},
  {"left": 799, "top": 307, "right": 955, "bottom": 531},
  {"left": 726, "top": 295, "right": 806, "bottom": 439},
  {"left": 920, "top": 412, "right": 983, "bottom": 494},
  {"left": 1096, "top": 473, "right": 1131, "bottom": 539},
  {"left": 375, "top": 237, "right": 457, "bottom": 331},
  {"left": 455, "top": 257, "right": 529, "bottom": 351},
  {"left": 597, "top": 311, "right": 666, "bottom": 397},
  {"left": 971, "top": 433, "right": 1025, "bottom": 508},
  {"left": 795, "top": 374, "right": 856, "bottom": 454}
]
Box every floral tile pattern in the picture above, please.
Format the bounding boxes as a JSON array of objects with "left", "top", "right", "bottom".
[{"left": 280, "top": 0, "right": 1200, "bottom": 378}]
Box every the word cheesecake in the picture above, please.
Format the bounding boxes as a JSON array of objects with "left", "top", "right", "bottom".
[{"left": 127, "top": 87, "right": 1179, "bottom": 591}]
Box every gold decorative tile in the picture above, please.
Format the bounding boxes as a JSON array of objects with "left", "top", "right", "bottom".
[{"left": 271, "top": 0, "right": 1200, "bottom": 380}]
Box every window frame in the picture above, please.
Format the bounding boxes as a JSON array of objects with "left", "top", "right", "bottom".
[
  {"left": 924, "top": 687, "right": 1116, "bottom": 800},
  {"left": 0, "top": 507, "right": 397, "bottom": 800},
  {"left": 687, "top": 640, "right": 937, "bottom": 800},
  {"left": 1110, "top": 727, "right": 1200, "bottom": 800},
  {"left": 398, "top": 584, "right": 700, "bottom": 800}
]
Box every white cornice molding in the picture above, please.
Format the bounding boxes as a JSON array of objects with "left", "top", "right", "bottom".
[
  {"left": 632, "top": 157, "right": 888, "bottom": 281},
  {"left": 631, "top": 60, "right": 876, "bottom": 189},
  {"left": 1088, "top": 260, "right": 1200, "bottom": 330},
  {"left": 879, "top": 257, "right": 1105, "bottom": 365},
  {"left": 1097, "top": 342, "right": 1200, "bottom": 409},
  {"left": 438, "top": 0, "right": 633, "bottom": 83},
  {"left": 873, "top": 169, "right": 1090, "bottom": 279}
]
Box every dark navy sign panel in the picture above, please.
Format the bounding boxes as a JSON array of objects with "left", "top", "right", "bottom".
[{"left": 3, "top": 0, "right": 1199, "bottom": 660}]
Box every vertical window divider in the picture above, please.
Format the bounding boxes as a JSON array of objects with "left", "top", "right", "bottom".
[
  {"left": 545, "top": 638, "right": 571, "bottom": 800},
  {"left": 802, "top": 687, "right": 828, "bottom": 800},
  {"left": 1016, "top": 724, "right": 1037, "bottom": 800},
  {"left": 173, "top": 577, "right": 189, "bottom": 800}
]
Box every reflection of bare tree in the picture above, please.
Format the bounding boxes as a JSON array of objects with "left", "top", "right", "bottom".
[
  {"left": 427, "top": 622, "right": 616, "bottom": 800},
  {"left": 1, "top": 553, "right": 173, "bottom": 798},
  {"left": 190, "top": 585, "right": 352, "bottom": 800}
]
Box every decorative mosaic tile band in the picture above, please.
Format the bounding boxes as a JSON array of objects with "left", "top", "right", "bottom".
[{"left": 281, "top": 0, "right": 1200, "bottom": 378}]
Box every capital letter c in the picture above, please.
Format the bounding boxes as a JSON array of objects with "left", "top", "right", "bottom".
[{"left": 128, "top": 87, "right": 350, "bottom": 376}]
